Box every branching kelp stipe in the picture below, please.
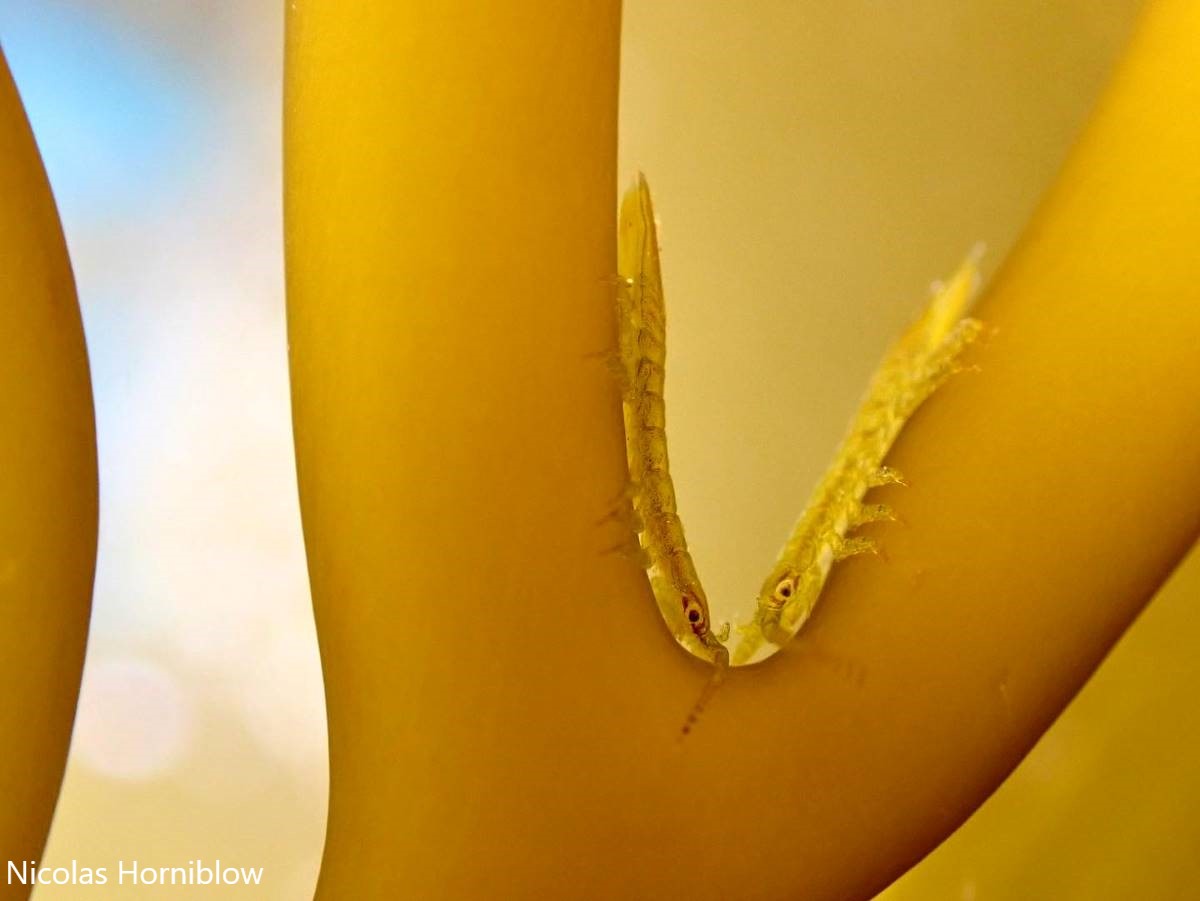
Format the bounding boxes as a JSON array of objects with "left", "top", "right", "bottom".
[{"left": 611, "top": 175, "right": 982, "bottom": 732}]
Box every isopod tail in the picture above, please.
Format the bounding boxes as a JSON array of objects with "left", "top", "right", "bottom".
[{"left": 918, "top": 243, "right": 984, "bottom": 349}]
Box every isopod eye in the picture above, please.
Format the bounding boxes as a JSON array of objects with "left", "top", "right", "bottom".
[
  {"left": 773, "top": 578, "right": 795, "bottom": 604},
  {"left": 680, "top": 595, "right": 704, "bottom": 625}
]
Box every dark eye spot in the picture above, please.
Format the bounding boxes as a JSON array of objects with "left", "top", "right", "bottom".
[
  {"left": 773, "top": 578, "right": 795, "bottom": 604},
  {"left": 687, "top": 609, "right": 701, "bottom": 623}
]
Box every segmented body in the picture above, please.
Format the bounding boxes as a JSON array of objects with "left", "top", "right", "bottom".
[
  {"left": 612, "top": 174, "right": 983, "bottom": 724},
  {"left": 734, "top": 252, "right": 983, "bottom": 664},
  {"left": 616, "top": 175, "right": 730, "bottom": 674}
]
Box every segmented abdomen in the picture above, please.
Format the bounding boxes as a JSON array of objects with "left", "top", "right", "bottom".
[{"left": 616, "top": 175, "right": 727, "bottom": 667}]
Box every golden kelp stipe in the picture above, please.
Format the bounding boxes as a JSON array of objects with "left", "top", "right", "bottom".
[{"left": 614, "top": 176, "right": 983, "bottom": 671}]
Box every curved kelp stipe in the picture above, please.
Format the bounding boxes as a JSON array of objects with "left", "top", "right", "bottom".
[{"left": 612, "top": 174, "right": 983, "bottom": 730}]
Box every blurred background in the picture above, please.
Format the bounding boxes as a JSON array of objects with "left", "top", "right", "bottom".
[
  {"left": 0, "top": 1, "right": 324, "bottom": 898},
  {"left": 2, "top": 0, "right": 1197, "bottom": 898}
]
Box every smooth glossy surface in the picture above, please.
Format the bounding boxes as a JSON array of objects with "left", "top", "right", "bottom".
[{"left": 286, "top": 2, "right": 1199, "bottom": 898}]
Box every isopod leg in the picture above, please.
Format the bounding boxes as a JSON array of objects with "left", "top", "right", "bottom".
[
  {"left": 849, "top": 502, "right": 897, "bottom": 528},
  {"left": 870, "top": 465, "right": 908, "bottom": 488},
  {"left": 834, "top": 535, "right": 878, "bottom": 561}
]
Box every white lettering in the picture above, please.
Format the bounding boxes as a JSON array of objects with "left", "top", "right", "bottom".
[
  {"left": 119, "top": 860, "right": 139, "bottom": 884},
  {"left": 87, "top": 859, "right": 265, "bottom": 886}
]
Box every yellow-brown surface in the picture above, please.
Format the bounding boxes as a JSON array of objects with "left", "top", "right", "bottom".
[
  {"left": 286, "top": 2, "right": 1199, "bottom": 899},
  {"left": 0, "top": 51, "right": 97, "bottom": 898}
]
